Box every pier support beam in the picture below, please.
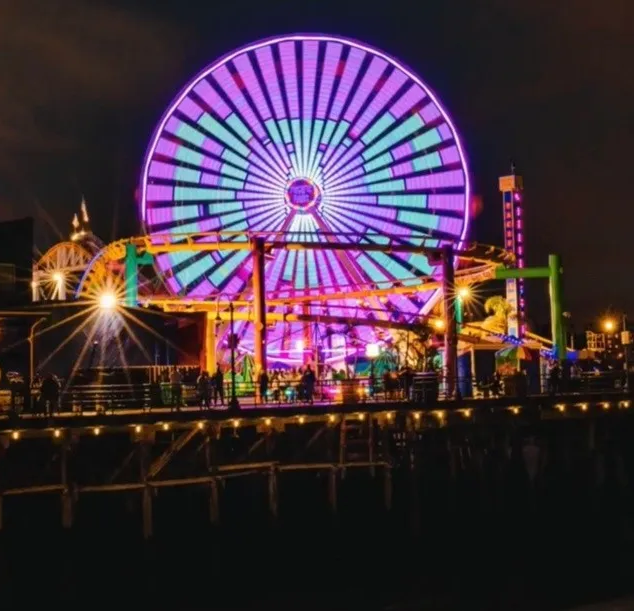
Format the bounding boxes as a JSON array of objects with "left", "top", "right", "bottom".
[
  {"left": 328, "top": 467, "right": 338, "bottom": 513},
  {"left": 60, "top": 442, "right": 73, "bottom": 529},
  {"left": 140, "top": 441, "right": 153, "bottom": 540},
  {"left": 251, "top": 237, "right": 267, "bottom": 378},
  {"left": 268, "top": 467, "right": 278, "bottom": 519}
]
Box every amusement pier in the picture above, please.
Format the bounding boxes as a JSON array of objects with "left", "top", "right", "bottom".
[{"left": 0, "top": 36, "right": 632, "bottom": 582}]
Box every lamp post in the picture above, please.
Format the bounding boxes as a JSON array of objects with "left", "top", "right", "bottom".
[
  {"left": 621, "top": 313, "right": 629, "bottom": 392},
  {"left": 28, "top": 317, "right": 46, "bottom": 411},
  {"left": 28, "top": 317, "right": 46, "bottom": 384}
]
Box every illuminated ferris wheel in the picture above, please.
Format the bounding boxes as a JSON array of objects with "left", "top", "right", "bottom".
[{"left": 140, "top": 34, "right": 470, "bottom": 358}]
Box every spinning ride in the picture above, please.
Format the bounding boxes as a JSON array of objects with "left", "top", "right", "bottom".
[{"left": 140, "top": 34, "right": 471, "bottom": 361}]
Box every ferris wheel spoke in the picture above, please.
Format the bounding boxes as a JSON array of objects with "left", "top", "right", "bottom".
[
  {"left": 187, "top": 80, "right": 289, "bottom": 185},
  {"left": 232, "top": 53, "right": 293, "bottom": 172},
  {"left": 208, "top": 66, "right": 290, "bottom": 180}
]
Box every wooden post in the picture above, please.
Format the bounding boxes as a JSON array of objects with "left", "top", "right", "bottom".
[
  {"left": 383, "top": 465, "right": 392, "bottom": 512},
  {"left": 408, "top": 422, "right": 420, "bottom": 536},
  {"left": 382, "top": 424, "right": 392, "bottom": 511},
  {"left": 61, "top": 442, "right": 73, "bottom": 529},
  {"left": 210, "top": 478, "right": 220, "bottom": 524},
  {"left": 368, "top": 416, "right": 375, "bottom": 477},
  {"left": 338, "top": 418, "right": 347, "bottom": 479},
  {"left": 140, "top": 442, "right": 153, "bottom": 539},
  {"left": 268, "top": 467, "right": 278, "bottom": 519},
  {"left": 328, "top": 466, "right": 338, "bottom": 513}
]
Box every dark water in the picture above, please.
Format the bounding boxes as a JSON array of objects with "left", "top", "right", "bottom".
[{"left": 0, "top": 464, "right": 633, "bottom": 610}]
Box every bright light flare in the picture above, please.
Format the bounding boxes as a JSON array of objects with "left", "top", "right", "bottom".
[
  {"left": 98, "top": 292, "right": 117, "bottom": 310},
  {"left": 602, "top": 318, "right": 616, "bottom": 333},
  {"left": 52, "top": 272, "right": 64, "bottom": 283},
  {"left": 432, "top": 318, "right": 446, "bottom": 331},
  {"left": 457, "top": 286, "right": 471, "bottom": 300}
]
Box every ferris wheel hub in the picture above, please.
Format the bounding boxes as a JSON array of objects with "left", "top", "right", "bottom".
[{"left": 284, "top": 177, "right": 321, "bottom": 212}]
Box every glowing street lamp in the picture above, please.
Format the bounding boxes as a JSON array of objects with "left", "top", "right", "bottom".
[
  {"left": 602, "top": 318, "right": 616, "bottom": 333},
  {"left": 432, "top": 318, "right": 445, "bottom": 332},
  {"left": 98, "top": 292, "right": 117, "bottom": 310},
  {"left": 457, "top": 286, "right": 471, "bottom": 300}
]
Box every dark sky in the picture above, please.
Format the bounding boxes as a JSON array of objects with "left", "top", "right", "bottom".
[{"left": 0, "top": 0, "right": 632, "bottom": 324}]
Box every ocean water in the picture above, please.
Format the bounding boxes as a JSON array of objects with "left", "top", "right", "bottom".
[{"left": 1, "top": 466, "right": 633, "bottom": 610}]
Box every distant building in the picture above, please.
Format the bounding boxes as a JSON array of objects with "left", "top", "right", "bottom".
[{"left": 0, "top": 217, "right": 33, "bottom": 308}]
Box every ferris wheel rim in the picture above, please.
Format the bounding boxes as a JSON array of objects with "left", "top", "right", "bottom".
[{"left": 139, "top": 33, "right": 471, "bottom": 249}]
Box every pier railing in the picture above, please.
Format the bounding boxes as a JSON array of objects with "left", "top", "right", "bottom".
[{"left": 0, "top": 370, "right": 630, "bottom": 416}]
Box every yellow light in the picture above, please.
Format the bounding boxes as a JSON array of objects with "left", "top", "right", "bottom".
[
  {"left": 457, "top": 286, "right": 471, "bottom": 300},
  {"left": 328, "top": 414, "right": 335, "bottom": 423},
  {"left": 432, "top": 318, "right": 445, "bottom": 331},
  {"left": 298, "top": 416, "right": 305, "bottom": 424},
  {"left": 53, "top": 429, "right": 61, "bottom": 438},
  {"left": 579, "top": 403, "right": 588, "bottom": 412},
  {"left": 264, "top": 417, "right": 272, "bottom": 426},
  {"left": 620, "top": 401, "right": 630, "bottom": 409},
  {"left": 386, "top": 412, "right": 393, "bottom": 421},
  {"left": 510, "top": 406, "right": 520, "bottom": 415},
  {"left": 555, "top": 404, "right": 565, "bottom": 413},
  {"left": 462, "top": 408, "right": 472, "bottom": 418},
  {"left": 358, "top": 412, "right": 366, "bottom": 421},
  {"left": 434, "top": 410, "right": 445, "bottom": 421},
  {"left": 602, "top": 402, "right": 610, "bottom": 410},
  {"left": 602, "top": 318, "right": 616, "bottom": 333},
  {"left": 98, "top": 291, "right": 117, "bottom": 310},
  {"left": 197, "top": 421, "right": 205, "bottom": 430},
  {"left": 134, "top": 425, "right": 142, "bottom": 433},
  {"left": 11, "top": 431, "right": 20, "bottom": 440},
  {"left": 93, "top": 427, "right": 101, "bottom": 435},
  {"left": 162, "top": 423, "right": 170, "bottom": 431},
  {"left": 232, "top": 418, "right": 240, "bottom": 428},
  {"left": 52, "top": 272, "right": 64, "bottom": 283},
  {"left": 413, "top": 412, "right": 421, "bottom": 421},
  {"left": 31, "top": 280, "right": 37, "bottom": 289}
]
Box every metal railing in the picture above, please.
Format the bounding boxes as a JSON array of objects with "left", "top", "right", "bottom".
[{"left": 0, "top": 370, "right": 630, "bottom": 416}]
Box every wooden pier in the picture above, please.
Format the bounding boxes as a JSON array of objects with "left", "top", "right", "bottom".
[{"left": 0, "top": 391, "right": 632, "bottom": 538}]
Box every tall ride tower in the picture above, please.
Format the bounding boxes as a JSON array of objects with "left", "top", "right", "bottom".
[{"left": 499, "top": 168, "right": 526, "bottom": 338}]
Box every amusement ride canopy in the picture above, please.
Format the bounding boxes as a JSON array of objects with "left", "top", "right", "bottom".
[{"left": 140, "top": 34, "right": 471, "bottom": 361}]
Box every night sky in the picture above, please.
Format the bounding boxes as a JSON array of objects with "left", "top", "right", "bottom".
[{"left": 0, "top": 0, "right": 632, "bottom": 325}]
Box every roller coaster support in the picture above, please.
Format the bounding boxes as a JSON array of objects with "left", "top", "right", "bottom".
[
  {"left": 251, "top": 237, "right": 267, "bottom": 378},
  {"left": 495, "top": 254, "right": 565, "bottom": 361},
  {"left": 442, "top": 244, "right": 458, "bottom": 398},
  {"left": 124, "top": 243, "right": 153, "bottom": 308}
]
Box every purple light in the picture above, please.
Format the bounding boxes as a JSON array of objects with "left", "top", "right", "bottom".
[
  {"left": 513, "top": 192, "right": 522, "bottom": 202},
  {"left": 138, "top": 34, "right": 471, "bottom": 357}
]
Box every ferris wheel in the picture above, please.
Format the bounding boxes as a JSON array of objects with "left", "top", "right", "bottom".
[{"left": 140, "top": 34, "right": 470, "bottom": 358}]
